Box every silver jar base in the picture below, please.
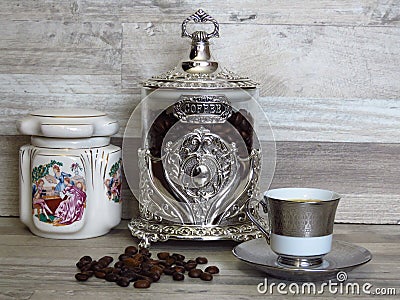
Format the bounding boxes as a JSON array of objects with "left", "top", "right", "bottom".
[{"left": 128, "top": 217, "right": 263, "bottom": 248}]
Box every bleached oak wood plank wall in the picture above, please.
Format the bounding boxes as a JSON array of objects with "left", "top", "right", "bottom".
[{"left": 0, "top": 1, "right": 399, "bottom": 223}]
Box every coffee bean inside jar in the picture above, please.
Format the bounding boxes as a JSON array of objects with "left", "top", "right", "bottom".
[{"left": 146, "top": 105, "right": 258, "bottom": 225}]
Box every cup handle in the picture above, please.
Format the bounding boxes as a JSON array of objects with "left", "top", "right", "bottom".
[{"left": 245, "top": 198, "right": 270, "bottom": 244}]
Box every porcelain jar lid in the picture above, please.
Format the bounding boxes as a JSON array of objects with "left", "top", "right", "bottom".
[{"left": 18, "top": 108, "right": 119, "bottom": 139}]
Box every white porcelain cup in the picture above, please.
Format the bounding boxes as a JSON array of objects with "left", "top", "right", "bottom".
[{"left": 246, "top": 188, "right": 340, "bottom": 268}]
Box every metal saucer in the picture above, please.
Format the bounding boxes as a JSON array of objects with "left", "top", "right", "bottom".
[{"left": 232, "top": 238, "right": 372, "bottom": 281}]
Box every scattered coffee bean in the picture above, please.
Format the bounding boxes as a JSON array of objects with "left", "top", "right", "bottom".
[
  {"left": 184, "top": 262, "right": 197, "bottom": 271},
  {"left": 125, "top": 246, "right": 138, "bottom": 256},
  {"left": 173, "top": 272, "right": 185, "bottom": 281},
  {"left": 102, "top": 267, "right": 114, "bottom": 274},
  {"left": 73, "top": 247, "right": 220, "bottom": 288},
  {"left": 205, "top": 266, "right": 220, "bottom": 274},
  {"left": 172, "top": 253, "right": 185, "bottom": 261},
  {"left": 165, "top": 256, "right": 176, "bottom": 266},
  {"left": 81, "top": 270, "right": 94, "bottom": 277},
  {"left": 150, "top": 266, "right": 163, "bottom": 276},
  {"left": 188, "top": 268, "right": 203, "bottom": 278},
  {"left": 139, "top": 248, "right": 151, "bottom": 257},
  {"left": 196, "top": 257, "right": 208, "bottom": 264},
  {"left": 200, "top": 272, "right": 213, "bottom": 281},
  {"left": 75, "top": 273, "right": 90, "bottom": 282},
  {"left": 94, "top": 271, "right": 106, "bottom": 279},
  {"left": 163, "top": 267, "right": 175, "bottom": 275},
  {"left": 134, "top": 279, "right": 151, "bottom": 289},
  {"left": 99, "top": 256, "right": 113, "bottom": 266},
  {"left": 174, "top": 266, "right": 185, "bottom": 273},
  {"left": 116, "top": 276, "right": 130, "bottom": 287},
  {"left": 114, "top": 261, "right": 124, "bottom": 269},
  {"left": 105, "top": 273, "right": 119, "bottom": 282},
  {"left": 157, "top": 252, "right": 170, "bottom": 260},
  {"left": 118, "top": 254, "right": 130, "bottom": 261}
]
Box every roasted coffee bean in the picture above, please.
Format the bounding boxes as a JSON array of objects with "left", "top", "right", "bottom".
[
  {"left": 134, "top": 279, "right": 151, "bottom": 289},
  {"left": 114, "top": 261, "right": 124, "bottom": 269},
  {"left": 80, "top": 263, "right": 93, "bottom": 272},
  {"left": 163, "top": 267, "right": 175, "bottom": 275},
  {"left": 99, "top": 256, "right": 113, "bottom": 266},
  {"left": 124, "top": 246, "right": 138, "bottom": 256},
  {"left": 76, "top": 256, "right": 92, "bottom": 269},
  {"left": 186, "top": 259, "right": 196, "bottom": 264},
  {"left": 81, "top": 270, "right": 94, "bottom": 277},
  {"left": 174, "top": 266, "right": 185, "bottom": 274},
  {"left": 172, "top": 253, "right": 185, "bottom": 262},
  {"left": 172, "top": 272, "right": 185, "bottom": 281},
  {"left": 196, "top": 257, "right": 208, "bottom": 264},
  {"left": 205, "top": 266, "right": 220, "bottom": 274},
  {"left": 131, "top": 266, "right": 142, "bottom": 273},
  {"left": 165, "top": 256, "right": 176, "bottom": 266},
  {"left": 105, "top": 273, "right": 119, "bottom": 282},
  {"left": 119, "top": 254, "right": 130, "bottom": 261},
  {"left": 149, "top": 259, "right": 160, "bottom": 265},
  {"left": 102, "top": 267, "right": 114, "bottom": 274},
  {"left": 112, "top": 268, "right": 121, "bottom": 274},
  {"left": 188, "top": 268, "right": 203, "bottom": 278},
  {"left": 157, "top": 252, "right": 170, "bottom": 260},
  {"left": 123, "top": 255, "right": 143, "bottom": 268},
  {"left": 141, "top": 262, "right": 152, "bottom": 271},
  {"left": 200, "top": 272, "right": 213, "bottom": 281},
  {"left": 150, "top": 266, "right": 163, "bottom": 276},
  {"left": 174, "top": 260, "right": 185, "bottom": 266},
  {"left": 116, "top": 276, "right": 130, "bottom": 287},
  {"left": 139, "top": 248, "right": 151, "bottom": 257},
  {"left": 141, "top": 271, "right": 160, "bottom": 282},
  {"left": 94, "top": 271, "right": 106, "bottom": 279},
  {"left": 184, "top": 262, "right": 197, "bottom": 271},
  {"left": 79, "top": 255, "right": 92, "bottom": 265},
  {"left": 75, "top": 272, "right": 90, "bottom": 282},
  {"left": 120, "top": 271, "right": 138, "bottom": 282},
  {"left": 91, "top": 263, "right": 103, "bottom": 272}
]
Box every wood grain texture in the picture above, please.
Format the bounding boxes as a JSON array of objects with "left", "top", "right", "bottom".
[
  {"left": 2, "top": 136, "right": 399, "bottom": 224},
  {"left": 2, "top": 94, "right": 398, "bottom": 143},
  {"left": 0, "top": 218, "right": 398, "bottom": 299},
  {"left": 122, "top": 22, "right": 400, "bottom": 99},
  {"left": 1, "top": 0, "right": 399, "bottom": 25}
]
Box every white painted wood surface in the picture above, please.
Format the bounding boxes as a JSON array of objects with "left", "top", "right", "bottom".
[{"left": 0, "top": 1, "right": 399, "bottom": 224}]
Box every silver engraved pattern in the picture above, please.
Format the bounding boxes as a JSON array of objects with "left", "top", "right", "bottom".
[
  {"left": 181, "top": 9, "right": 219, "bottom": 41},
  {"left": 163, "top": 127, "right": 237, "bottom": 222},
  {"left": 128, "top": 217, "right": 263, "bottom": 248},
  {"left": 142, "top": 67, "right": 258, "bottom": 89},
  {"left": 267, "top": 198, "right": 340, "bottom": 237},
  {"left": 173, "top": 95, "right": 232, "bottom": 123}
]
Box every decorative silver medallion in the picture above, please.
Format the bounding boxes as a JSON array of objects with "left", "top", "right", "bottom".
[{"left": 163, "top": 127, "right": 237, "bottom": 223}]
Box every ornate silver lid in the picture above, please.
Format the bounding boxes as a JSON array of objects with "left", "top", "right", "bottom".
[{"left": 142, "top": 9, "right": 258, "bottom": 90}]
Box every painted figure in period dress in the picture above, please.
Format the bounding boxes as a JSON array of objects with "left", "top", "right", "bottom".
[
  {"left": 54, "top": 180, "right": 87, "bottom": 225},
  {"left": 32, "top": 161, "right": 86, "bottom": 226}
]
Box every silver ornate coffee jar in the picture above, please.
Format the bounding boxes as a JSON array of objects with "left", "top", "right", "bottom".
[{"left": 123, "top": 9, "right": 275, "bottom": 247}]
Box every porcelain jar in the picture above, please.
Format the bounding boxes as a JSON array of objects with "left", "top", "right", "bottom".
[{"left": 18, "top": 109, "right": 122, "bottom": 239}]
